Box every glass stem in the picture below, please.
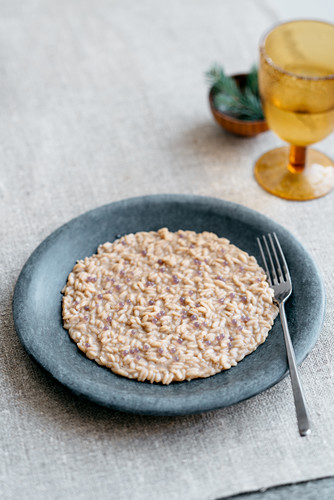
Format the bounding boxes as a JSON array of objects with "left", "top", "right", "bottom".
[{"left": 288, "top": 145, "right": 306, "bottom": 173}]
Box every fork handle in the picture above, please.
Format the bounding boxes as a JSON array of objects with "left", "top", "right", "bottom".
[{"left": 279, "top": 303, "right": 311, "bottom": 436}]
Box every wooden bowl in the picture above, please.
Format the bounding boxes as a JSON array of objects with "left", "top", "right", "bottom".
[{"left": 209, "top": 73, "right": 268, "bottom": 137}]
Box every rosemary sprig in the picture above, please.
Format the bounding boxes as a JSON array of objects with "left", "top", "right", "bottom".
[
  {"left": 206, "top": 64, "right": 264, "bottom": 121},
  {"left": 245, "top": 65, "right": 260, "bottom": 98}
]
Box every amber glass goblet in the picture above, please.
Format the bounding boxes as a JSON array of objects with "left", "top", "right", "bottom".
[{"left": 254, "top": 20, "right": 334, "bottom": 200}]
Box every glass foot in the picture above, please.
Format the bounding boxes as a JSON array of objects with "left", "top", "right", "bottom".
[{"left": 254, "top": 146, "right": 334, "bottom": 200}]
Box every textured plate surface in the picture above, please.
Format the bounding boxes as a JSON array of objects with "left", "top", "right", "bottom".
[{"left": 13, "top": 195, "right": 325, "bottom": 415}]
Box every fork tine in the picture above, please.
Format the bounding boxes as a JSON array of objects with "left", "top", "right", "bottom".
[
  {"left": 268, "top": 233, "right": 284, "bottom": 283},
  {"left": 257, "top": 237, "right": 272, "bottom": 286},
  {"left": 273, "top": 232, "right": 291, "bottom": 283},
  {"left": 262, "top": 235, "right": 278, "bottom": 285}
]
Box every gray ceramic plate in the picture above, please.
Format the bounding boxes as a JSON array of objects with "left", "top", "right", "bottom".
[{"left": 13, "top": 194, "right": 325, "bottom": 415}]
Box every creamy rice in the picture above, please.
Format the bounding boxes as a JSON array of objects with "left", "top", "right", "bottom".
[{"left": 62, "top": 228, "right": 278, "bottom": 384}]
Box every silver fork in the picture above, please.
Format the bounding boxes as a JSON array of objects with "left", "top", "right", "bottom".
[{"left": 257, "top": 233, "right": 311, "bottom": 436}]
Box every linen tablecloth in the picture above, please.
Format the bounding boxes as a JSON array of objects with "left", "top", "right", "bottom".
[{"left": 1, "top": 0, "right": 334, "bottom": 498}]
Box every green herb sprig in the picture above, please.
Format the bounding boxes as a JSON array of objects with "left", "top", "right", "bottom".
[{"left": 206, "top": 64, "right": 264, "bottom": 121}]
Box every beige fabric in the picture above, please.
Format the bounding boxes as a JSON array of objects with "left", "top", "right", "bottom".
[{"left": 1, "top": 0, "right": 334, "bottom": 498}]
